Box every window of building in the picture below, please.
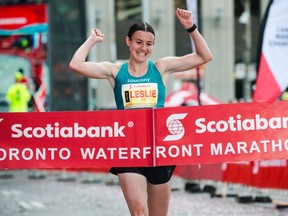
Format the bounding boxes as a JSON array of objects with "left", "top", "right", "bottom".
[
  {"left": 49, "top": 0, "right": 87, "bottom": 110},
  {"left": 115, "top": 0, "right": 142, "bottom": 60},
  {"left": 234, "top": 0, "right": 260, "bottom": 62},
  {"left": 174, "top": 0, "right": 194, "bottom": 56},
  {"left": 234, "top": 0, "right": 261, "bottom": 100}
]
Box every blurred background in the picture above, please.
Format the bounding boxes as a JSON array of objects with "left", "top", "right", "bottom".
[
  {"left": 0, "top": 0, "right": 272, "bottom": 112},
  {"left": 1, "top": 1, "right": 288, "bottom": 215}
]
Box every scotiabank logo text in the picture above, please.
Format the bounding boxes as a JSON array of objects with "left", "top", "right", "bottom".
[
  {"left": 195, "top": 114, "right": 288, "bottom": 133},
  {"left": 11, "top": 122, "right": 126, "bottom": 138}
]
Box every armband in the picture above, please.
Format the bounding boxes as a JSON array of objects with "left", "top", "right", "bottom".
[{"left": 186, "top": 24, "right": 197, "bottom": 33}]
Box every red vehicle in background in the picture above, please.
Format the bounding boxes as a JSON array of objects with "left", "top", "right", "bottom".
[{"left": 0, "top": 3, "right": 48, "bottom": 112}]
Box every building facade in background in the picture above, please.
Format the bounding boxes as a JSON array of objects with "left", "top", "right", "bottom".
[{"left": 0, "top": 0, "right": 270, "bottom": 111}]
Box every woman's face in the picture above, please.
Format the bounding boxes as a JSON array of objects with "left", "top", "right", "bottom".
[{"left": 126, "top": 30, "right": 155, "bottom": 62}]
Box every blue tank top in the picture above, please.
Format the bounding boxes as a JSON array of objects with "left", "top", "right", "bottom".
[{"left": 114, "top": 60, "right": 165, "bottom": 110}]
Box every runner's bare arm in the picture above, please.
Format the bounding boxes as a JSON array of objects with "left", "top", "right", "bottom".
[
  {"left": 155, "top": 8, "right": 212, "bottom": 75},
  {"left": 69, "top": 28, "right": 116, "bottom": 80}
]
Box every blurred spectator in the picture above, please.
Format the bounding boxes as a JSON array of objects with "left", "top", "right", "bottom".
[
  {"left": 281, "top": 91, "right": 288, "bottom": 101},
  {"left": 5, "top": 71, "right": 31, "bottom": 112},
  {"left": 17, "top": 68, "right": 29, "bottom": 86}
]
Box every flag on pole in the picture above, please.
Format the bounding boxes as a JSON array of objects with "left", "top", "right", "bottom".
[{"left": 253, "top": 0, "right": 288, "bottom": 102}]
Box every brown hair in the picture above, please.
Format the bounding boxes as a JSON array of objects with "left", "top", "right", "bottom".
[{"left": 127, "top": 21, "right": 155, "bottom": 39}]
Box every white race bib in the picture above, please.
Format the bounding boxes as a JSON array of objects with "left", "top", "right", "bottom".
[{"left": 122, "top": 83, "right": 158, "bottom": 109}]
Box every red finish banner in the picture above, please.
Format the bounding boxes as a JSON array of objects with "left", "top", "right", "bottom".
[
  {"left": 0, "top": 109, "right": 154, "bottom": 169},
  {"left": 155, "top": 102, "right": 288, "bottom": 165},
  {"left": 1, "top": 101, "right": 288, "bottom": 169}
]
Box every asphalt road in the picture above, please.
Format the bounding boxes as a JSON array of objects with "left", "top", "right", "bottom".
[{"left": 1, "top": 170, "right": 288, "bottom": 216}]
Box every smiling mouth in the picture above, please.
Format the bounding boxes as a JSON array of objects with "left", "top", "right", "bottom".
[{"left": 137, "top": 52, "right": 147, "bottom": 56}]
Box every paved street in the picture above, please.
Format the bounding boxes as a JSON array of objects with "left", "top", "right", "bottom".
[{"left": 1, "top": 170, "right": 288, "bottom": 216}]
